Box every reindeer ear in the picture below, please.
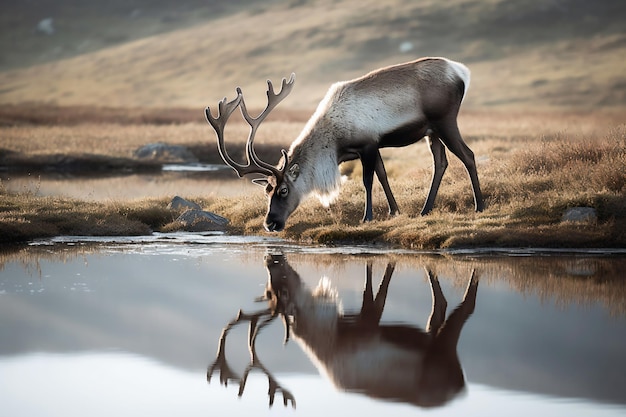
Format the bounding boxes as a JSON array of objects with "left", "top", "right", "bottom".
[
  {"left": 251, "top": 177, "right": 269, "bottom": 187},
  {"left": 287, "top": 164, "right": 300, "bottom": 181}
]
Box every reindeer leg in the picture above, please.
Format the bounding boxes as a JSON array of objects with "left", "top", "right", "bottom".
[
  {"left": 421, "top": 135, "right": 448, "bottom": 215},
  {"left": 360, "top": 261, "right": 395, "bottom": 325},
  {"left": 371, "top": 261, "right": 395, "bottom": 323},
  {"left": 374, "top": 150, "right": 400, "bottom": 216},
  {"left": 425, "top": 268, "right": 448, "bottom": 335},
  {"left": 361, "top": 261, "right": 375, "bottom": 315},
  {"left": 433, "top": 118, "right": 484, "bottom": 213},
  {"left": 433, "top": 269, "right": 479, "bottom": 353},
  {"left": 360, "top": 147, "right": 377, "bottom": 222}
]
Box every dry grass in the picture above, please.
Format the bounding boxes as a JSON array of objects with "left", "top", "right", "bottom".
[
  {"left": 0, "top": 106, "right": 625, "bottom": 248},
  {"left": 199, "top": 115, "right": 626, "bottom": 249},
  {"left": 0, "top": 188, "right": 177, "bottom": 244}
]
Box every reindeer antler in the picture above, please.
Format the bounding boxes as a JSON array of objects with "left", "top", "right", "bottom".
[
  {"left": 207, "top": 307, "right": 296, "bottom": 408},
  {"left": 206, "top": 325, "right": 242, "bottom": 388},
  {"left": 238, "top": 312, "right": 296, "bottom": 408},
  {"left": 205, "top": 74, "right": 295, "bottom": 180}
]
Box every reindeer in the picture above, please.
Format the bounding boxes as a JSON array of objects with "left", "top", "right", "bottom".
[
  {"left": 208, "top": 253, "right": 479, "bottom": 408},
  {"left": 205, "top": 57, "right": 484, "bottom": 232}
]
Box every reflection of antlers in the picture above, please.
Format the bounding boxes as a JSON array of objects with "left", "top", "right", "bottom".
[
  {"left": 206, "top": 321, "right": 240, "bottom": 388},
  {"left": 207, "top": 308, "right": 296, "bottom": 408},
  {"left": 239, "top": 311, "right": 296, "bottom": 408}
]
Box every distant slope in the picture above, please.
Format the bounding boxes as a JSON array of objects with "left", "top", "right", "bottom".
[
  {"left": 0, "top": 0, "right": 624, "bottom": 109},
  {"left": 0, "top": 0, "right": 270, "bottom": 71}
]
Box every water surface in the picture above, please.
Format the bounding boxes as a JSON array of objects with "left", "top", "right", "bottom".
[{"left": 1, "top": 235, "right": 625, "bottom": 416}]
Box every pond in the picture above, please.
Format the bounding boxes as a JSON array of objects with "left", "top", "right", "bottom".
[{"left": 1, "top": 234, "right": 625, "bottom": 416}]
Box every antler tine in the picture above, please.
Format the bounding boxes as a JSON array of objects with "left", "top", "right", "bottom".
[
  {"left": 264, "top": 73, "right": 296, "bottom": 117},
  {"left": 238, "top": 73, "right": 296, "bottom": 177},
  {"left": 205, "top": 94, "right": 241, "bottom": 131},
  {"left": 205, "top": 93, "right": 274, "bottom": 178},
  {"left": 240, "top": 73, "right": 295, "bottom": 125},
  {"left": 207, "top": 322, "right": 241, "bottom": 387},
  {"left": 238, "top": 312, "right": 296, "bottom": 408},
  {"left": 207, "top": 308, "right": 274, "bottom": 386},
  {"left": 209, "top": 304, "right": 295, "bottom": 408}
]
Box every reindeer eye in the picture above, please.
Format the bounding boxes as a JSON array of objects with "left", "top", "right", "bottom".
[{"left": 279, "top": 186, "right": 288, "bottom": 197}]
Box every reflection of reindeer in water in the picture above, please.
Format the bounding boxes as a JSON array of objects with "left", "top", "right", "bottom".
[{"left": 208, "top": 253, "right": 478, "bottom": 408}]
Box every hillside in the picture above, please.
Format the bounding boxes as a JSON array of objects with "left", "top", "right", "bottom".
[
  {"left": 0, "top": 0, "right": 270, "bottom": 71},
  {"left": 0, "top": 0, "right": 625, "bottom": 109}
]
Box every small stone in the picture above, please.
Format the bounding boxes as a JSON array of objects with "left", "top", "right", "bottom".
[
  {"left": 561, "top": 207, "right": 597, "bottom": 224},
  {"left": 168, "top": 196, "right": 201, "bottom": 211},
  {"left": 133, "top": 143, "right": 198, "bottom": 163},
  {"left": 36, "top": 18, "right": 55, "bottom": 35},
  {"left": 399, "top": 41, "right": 414, "bottom": 53},
  {"left": 175, "top": 209, "right": 229, "bottom": 232}
]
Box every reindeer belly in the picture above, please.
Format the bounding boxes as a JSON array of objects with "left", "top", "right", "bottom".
[
  {"left": 378, "top": 121, "right": 430, "bottom": 148},
  {"left": 326, "top": 340, "right": 425, "bottom": 397}
]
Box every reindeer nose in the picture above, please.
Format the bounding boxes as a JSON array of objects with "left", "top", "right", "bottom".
[{"left": 264, "top": 220, "right": 284, "bottom": 232}]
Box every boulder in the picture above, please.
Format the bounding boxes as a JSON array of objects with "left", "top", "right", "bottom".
[
  {"left": 561, "top": 207, "right": 597, "bottom": 224},
  {"left": 168, "top": 196, "right": 201, "bottom": 211},
  {"left": 175, "top": 209, "right": 229, "bottom": 232},
  {"left": 133, "top": 143, "right": 198, "bottom": 163}
]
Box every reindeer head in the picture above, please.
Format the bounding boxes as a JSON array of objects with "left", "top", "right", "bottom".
[
  {"left": 258, "top": 159, "right": 302, "bottom": 232},
  {"left": 205, "top": 74, "right": 301, "bottom": 232},
  {"left": 260, "top": 252, "right": 301, "bottom": 317}
]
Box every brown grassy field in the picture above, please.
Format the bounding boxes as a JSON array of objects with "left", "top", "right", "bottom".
[
  {"left": 1, "top": 0, "right": 624, "bottom": 247},
  {"left": 202, "top": 110, "right": 626, "bottom": 248},
  {"left": 1, "top": 105, "right": 624, "bottom": 248}
]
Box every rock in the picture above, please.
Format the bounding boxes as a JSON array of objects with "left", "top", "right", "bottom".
[
  {"left": 399, "top": 41, "right": 414, "bottom": 53},
  {"left": 168, "top": 196, "right": 201, "bottom": 211},
  {"left": 561, "top": 207, "right": 597, "bottom": 224},
  {"left": 175, "top": 209, "right": 229, "bottom": 232},
  {"left": 36, "top": 18, "right": 55, "bottom": 35},
  {"left": 168, "top": 197, "right": 229, "bottom": 232},
  {"left": 133, "top": 143, "right": 198, "bottom": 163}
]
